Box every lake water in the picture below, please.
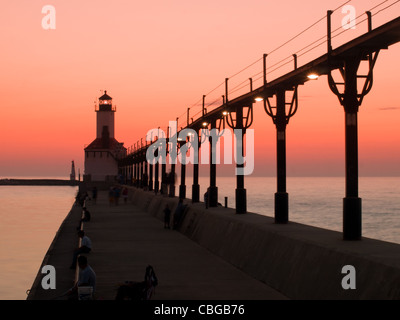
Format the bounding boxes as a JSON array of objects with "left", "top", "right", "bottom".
[
  {"left": 199, "top": 176, "right": 400, "bottom": 243},
  {"left": 0, "top": 176, "right": 399, "bottom": 299},
  {"left": 0, "top": 185, "right": 78, "bottom": 300}
]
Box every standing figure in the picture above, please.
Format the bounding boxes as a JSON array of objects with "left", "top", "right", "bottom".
[
  {"left": 163, "top": 204, "right": 171, "bottom": 229},
  {"left": 92, "top": 187, "right": 98, "bottom": 205},
  {"left": 122, "top": 187, "right": 128, "bottom": 204}
]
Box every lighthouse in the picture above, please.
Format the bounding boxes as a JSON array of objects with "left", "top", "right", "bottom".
[
  {"left": 70, "top": 160, "right": 76, "bottom": 181},
  {"left": 84, "top": 91, "right": 127, "bottom": 182}
]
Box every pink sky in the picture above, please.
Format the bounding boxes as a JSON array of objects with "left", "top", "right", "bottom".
[{"left": 1, "top": 0, "right": 399, "bottom": 177}]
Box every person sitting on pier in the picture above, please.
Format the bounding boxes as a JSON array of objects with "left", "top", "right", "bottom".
[
  {"left": 68, "top": 255, "right": 96, "bottom": 300},
  {"left": 75, "top": 191, "right": 87, "bottom": 207},
  {"left": 77, "top": 207, "right": 91, "bottom": 230},
  {"left": 115, "top": 265, "right": 158, "bottom": 300},
  {"left": 76, "top": 191, "right": 90, "bottom": 207},
  {"left": 82, "top": 207, "right": 91, "bottom": 222},
  {"left": 70, "top": 230, "right": 92, "bottom": 269},
  {"left": 204, "top": 191, "right": 209, "bottom": 209}
]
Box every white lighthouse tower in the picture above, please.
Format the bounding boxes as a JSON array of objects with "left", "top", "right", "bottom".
[
  {"left": 95, "top": 91, "right": 115, "bottom": 140},
  {"left": 84, "top": 91, "right": 126, "bottom": 182}
]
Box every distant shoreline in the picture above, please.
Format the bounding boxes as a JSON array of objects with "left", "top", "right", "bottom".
[{"left": 0, "top": 179, "right": 80, "bottom": 186}]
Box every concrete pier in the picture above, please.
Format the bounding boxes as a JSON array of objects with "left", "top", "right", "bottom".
[
  {"left": 27, "top": 188, "right": 286, "bottom": 300},
  {"left": 28, "top": 185, "right": 400, "bottom": 300}
]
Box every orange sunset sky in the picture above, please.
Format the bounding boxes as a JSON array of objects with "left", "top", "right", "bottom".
[{"left": 1, "top": 0, "right": 399, "bottom": 178}]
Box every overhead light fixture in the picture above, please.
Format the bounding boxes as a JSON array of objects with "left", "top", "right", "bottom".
[
  {"left": 254, "top": 97, "right": 263, "bottom": 102},
  {"left": 202, "top": 122, "right": 208, "bottom": 127},
  {"left": 307, "top": 73, "right": 319, "bottom": 80},
  {"left": 222, "top": 111, "right": 229, "bottom": 116}
]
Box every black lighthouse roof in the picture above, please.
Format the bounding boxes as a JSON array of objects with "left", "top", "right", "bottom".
[{"left": 99, "top": 90, "right": 112, "bottom": 100}]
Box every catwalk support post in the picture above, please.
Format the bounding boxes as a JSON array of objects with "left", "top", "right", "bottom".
[
  {"left": 327, "top": 11, "right": 380, "bottom": 239},
  {"left": 208, "top": 119, "right": 218, "bottom": 207},
  {"left": 226, "top": 102, "right": 254, "bottom": 214},
  {"left": 264, "top": 53, "right": 298, "bottom": 224},
  {"left": 274, "top": 89, "right": 288, "bottom": 223},
  {"left": 192, "top": 131, "right": 200, "bottom": 202}
]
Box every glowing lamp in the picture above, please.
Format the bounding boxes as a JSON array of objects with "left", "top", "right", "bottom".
[{"left": 307, "top": 73, "right": 319, "bottom": 80}]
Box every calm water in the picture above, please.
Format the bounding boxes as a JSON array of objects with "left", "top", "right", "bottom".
[
  {"left": 0, "top": 186, "right": 78, "bottom": 300},
  {"left": 187, "top": 176, "right": 400, "bottom": 243},
  {"left": 0, "top": 177, "right": 399, "bottom": 300}
]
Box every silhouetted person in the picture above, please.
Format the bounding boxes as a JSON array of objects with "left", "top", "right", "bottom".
[
  {"left": 109, "top": 187, "right": 114, "bottom": 206},
  {"left": 70, "top": 230, "right": 92, "bottom": 269},
  {"left": 75, "top": 191, "right": 87, "bottom": 207},
  {"left": 82, "top": 207, "right": 91, "bottom": 222},
  {"left": 204, "top": 191, "right": 209, "bottom": 209},
  {"left": 173, "top": 198, "right": 186, "bottom": 229},
  {"left": 92, "top": 187, "right": 97, "bottom": 204},
  {"left": 68, "top": 255, "right": 96, "bottom": 300},
  {"left": 77, "top": 207, "right": 91, "bottom": 230},
  {"left": 75, "top": 191, "right": 82, "bottom": 206},
  {"left": 114, "top": 186, "right": 121, "bottom": 205},
  {"left": 122, "top": 187, "right": 128, "bottom": 204},
  {"left": 82, "top": 192, "right": 90, "bottom": 206},
  {"left": 115, "top": 265, "right": 158, "bottom": 300},
  {"left": 163, "top": 204, "right": 171, "bottom": 229}
]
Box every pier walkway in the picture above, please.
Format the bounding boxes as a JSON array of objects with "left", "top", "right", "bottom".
[{"left": 28, "top": 190, "right": 286, "bottom": 300}]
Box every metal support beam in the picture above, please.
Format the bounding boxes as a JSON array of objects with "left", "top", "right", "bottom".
[
  {"left": 135, "top": 162, "right": 139, "bottom": 187},
  {"left": 263, "top": 53, "right": 298, "bottom": 224},
  {"left": 161, "top": 163, "right": 166, "bottom": 195},
  {"left": 327, "top": 10, "right": 333, "bottom": 53},
  {"left": 328, "top": 48, "right": 380, "bottom": 240},
  {"left": 192, "top": 163, "right": 200, "bottom": 202},
  {"left": 134, "top": 162, "right": 137, "bottom": 187},
  {"left": 139, "top": 161, "right": 143, "bottom": 188},
  {"left": 169, "top": 163, "right": 176, "bottom": 197},
  {"left": 144, "top": 160, "right": 148, "bottom": 190},
  {"left": 343, "top": 56, "right": 362, "bottom": 240},
  {"left": 179, "top": 162, "right": 186, "bottom": 199},
  {"left": 208, "top": 120, "right": 218, "bottom": 207},
  {"left": 235, "top": 106, "right": 247, "bottom": 214},
  {"left": 154, "top": 157, "right": 159, "bottom": 194},
  {"left": 275, "top": 89, "right": 289, "bottom": 224},
  {"left": 192, "top": 133, "right": 200, "bottom": 202},
  {"left": 149, "top": 162, "right": 153, "bottom": 191}
]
